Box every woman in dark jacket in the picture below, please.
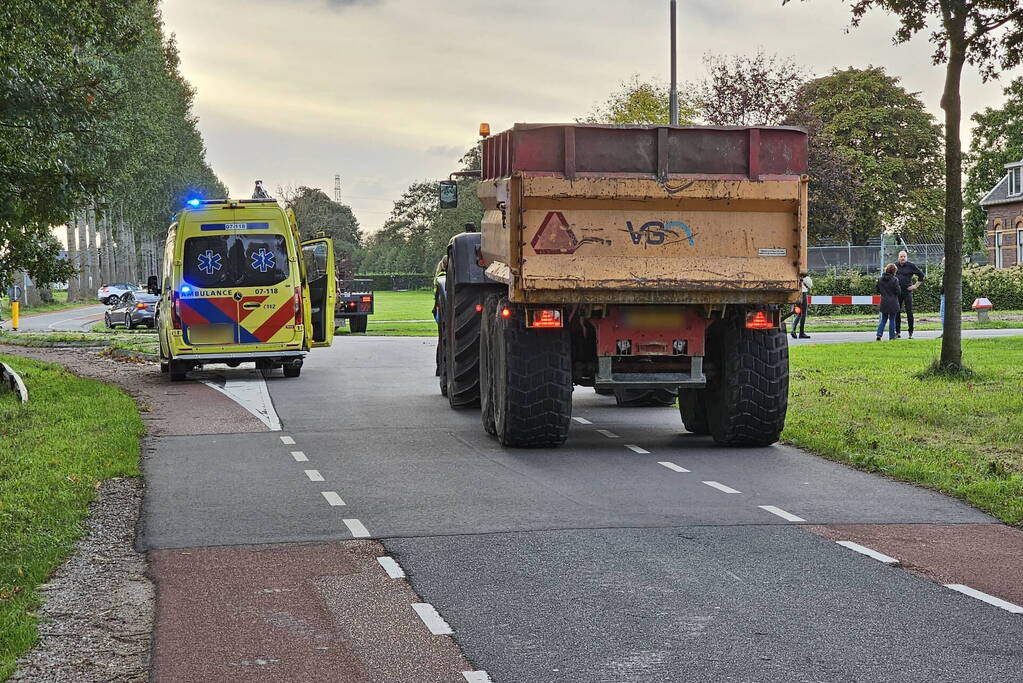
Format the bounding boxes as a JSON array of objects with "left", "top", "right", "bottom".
[{"left": 876, "top": 264, "right": 902, "bottom": 341}]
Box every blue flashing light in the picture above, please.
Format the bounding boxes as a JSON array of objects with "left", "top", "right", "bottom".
[
  {"left": 186, "top": 198, "right": 202, "bottom": 208},
  {"left": 180, "top": 285, "right": 192, "bottom": 294}
]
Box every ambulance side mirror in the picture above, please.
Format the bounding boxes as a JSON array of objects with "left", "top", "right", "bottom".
[{"left": 439, "top": 180, "right": 458, "bottom": 209}]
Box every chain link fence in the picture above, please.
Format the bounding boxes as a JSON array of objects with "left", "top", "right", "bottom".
[{"left": 808, "top": 243, "right": 951, "bottom": 274}]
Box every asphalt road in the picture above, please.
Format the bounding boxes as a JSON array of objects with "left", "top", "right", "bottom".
[
  {"left": 140, "top": 335, "right": 1023, "bottom": 682},
  {"left": 1, "top": 303, "right": 107, "bottom": 331}
]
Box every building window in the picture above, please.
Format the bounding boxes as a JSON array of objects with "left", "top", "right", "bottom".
[
  {"left": 1010, "top": 167, "right": 1022, "bottom": 196},
  {"left": 996, "top": 232, "right": 1004, "bottom": 268}
]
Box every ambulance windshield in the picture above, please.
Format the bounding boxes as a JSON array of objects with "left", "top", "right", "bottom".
[{"left": 183, "top": 235, "right": 290, "bottom": 289}]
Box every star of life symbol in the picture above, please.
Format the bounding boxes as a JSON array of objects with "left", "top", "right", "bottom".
[
  {"left": 197, "top": 249, "right": 222, "bottom": 275},
  {"left": 250, "top": 248, "right": 276, "bottom": 273}
]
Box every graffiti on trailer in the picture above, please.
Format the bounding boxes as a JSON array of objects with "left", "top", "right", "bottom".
[{"left": 624, "top": 220, "right": 695, "bottom": 247}]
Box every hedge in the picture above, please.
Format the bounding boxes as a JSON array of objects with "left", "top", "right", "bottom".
[
  {"left": 808, "top": 265, "right": 1023, "bottom": 316},
  {"left": 351, "top": 273, "right": 433, "bottom": 291}
]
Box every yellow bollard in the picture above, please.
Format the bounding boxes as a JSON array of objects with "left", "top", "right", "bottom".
[{"left": 11, "top": 301, "right": 19, "bottom": 331}]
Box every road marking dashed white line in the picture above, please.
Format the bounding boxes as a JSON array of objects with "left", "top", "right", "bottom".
[
  {"left": 376, "top": 556, "right": 406, "bottom": 579},
  {"left": 836, "top": 541, "right": 900, "bottom": 566},
  {"left": 280, "top": 436, "right": 295, "bottom": 445},
  {"left": 304, "top": 469, "right": 324, "bottom": 482},
  {"left": 344, "top": 518, "right": 370, "bottom": 538},
  {"left": 572, "top": 417, "right": 592, "bottom": 425},
  {"left": 596, "top": 429, "right": 619, "bottom": 439},
  {"left": 758, "top": 505, "right": 805, "bottom": 522},
  {"left": 462, "top": 672, "right": 494, "bottom": 683},
  {"left": 945, "top": 584, "right": 1023, "bottom": 613},
  {"left": 658, "top": 461, "right": 690, "bottom": 473},
  {"left": 412, "top": 603, "right": 454, "bottom": 635},
  {"left": 321, "top": 491, "right": 346, "bottom": 506},
  {"left": 290, "top": 451, "right": 308, "bottom": 462},
  {"left": 702, "top": 480, "right": 741, "bottom": 494},
  {"left": 625, "top": 444, "right": 650, "bottom": 454}
]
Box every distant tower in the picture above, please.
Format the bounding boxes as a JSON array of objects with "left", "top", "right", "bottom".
[{"left": 334, "top": 174, "right": 342, "bottom": 202}]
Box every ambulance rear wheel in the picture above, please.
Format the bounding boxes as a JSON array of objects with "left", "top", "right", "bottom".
[
  {"left": 169, "top": 360, "right": 189, "bottom": 382},
  {"left": 257, "top": 360, "right": 275, "bottom": 379},
  {"left": 283, "top": 364, "right": 301, "bottom": 378},
  {"left": 349, "top": 316, "right": 367, "bottom": 333}
]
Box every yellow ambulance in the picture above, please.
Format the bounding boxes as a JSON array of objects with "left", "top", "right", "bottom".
[{"left": 157, "top": 197, "right": 335, "bottom": 381}]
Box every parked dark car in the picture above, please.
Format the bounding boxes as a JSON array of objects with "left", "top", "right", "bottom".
[{"left": 105, "top": 292, "right": 159, "bottom": 329}]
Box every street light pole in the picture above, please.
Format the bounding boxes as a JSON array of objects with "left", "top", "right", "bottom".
[{"left": 669, "top": 0, "right": 678, "bottom": 125}]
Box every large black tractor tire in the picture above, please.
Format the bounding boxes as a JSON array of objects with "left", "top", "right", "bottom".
[
  {"left": 489, "top": 299, "right": 572, "bottom": 447},
  {"left": 435, "top": 294, "right": 448, "bottom": 397},
  {"left": 705, "top": 315, "right": 789, "bottom": 447},
  {"left": 479, "top": 295, "right": 499, "bottom": 436},
  {"left": 349, "top": 316, "right": 368, "bottom": 333},
  {"left": 679, "top": 389, "right": 711, "bottom": 435},
  {"left": 445, "top": 285, "right": 485, "bottom": 408},
  {"left": 614, "top": 388, "right": 678, "bottom": 407}
]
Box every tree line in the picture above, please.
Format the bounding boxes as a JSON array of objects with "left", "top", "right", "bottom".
[{"left": 0, "top": 0, "right": 225, "bottom": 299}]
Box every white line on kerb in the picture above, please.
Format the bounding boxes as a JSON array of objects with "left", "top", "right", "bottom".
[
  {"left": 290, "top": 451, "right": 308, "bottom": 462},
  {"left": 658, "top": 461, "right": 690, "bottom": 473},
  {"left": 321, "top": 491, "right": 346, "bottom": 506},
  {"left": 625, "top": 444, "right": 650, "bottom": 454},
  {"left": 758, "top": 505, "right": 806, "bottom": 522},
  {"left": 945, "top": 584, "right": 1023, "bottom": 614},
  {"left": 836, "top": 541, "right": 900, "bottom": 566},
  {"left": 344, "top": 519, "right": 370, "bottom": 538},
  {"left": 376, "top": 556, "right": 406, "bottom": 579},
  {"left": 280, "top": 436, "right": 295, "bottom": 445},
  {"left": 412, "top": 603, "right": 454, "bottom": 635},
  {"left": 702, "top": 480, "right": 741, "bottom": 494},
  {"left": 596, "top": 429, "right": 619, "bottom": 439},
  {"left": 304, "top": 469, "right": 324, "bottom": 482},
  {"left": 572, "top": 417, "right": 593, "bottom": 425},
  {"left": 462, "top": 672, "right": 494, "bottom": 683}
]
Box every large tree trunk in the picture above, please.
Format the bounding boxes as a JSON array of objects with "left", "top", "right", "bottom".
[
  {"left": 939, "top": 45, "right": 966, "bottom": 370},
  {"left": 100, "top": 206, "right": 113, "bottom": 285},
  {"left": 88, "top": 203, "right": 101, "bottom": 293},
  {"left": 66, "top": 219, "right": 79, "bottom": 302},
  {"left": 77, "top": 209, "right": 89, "bottom": 297}
]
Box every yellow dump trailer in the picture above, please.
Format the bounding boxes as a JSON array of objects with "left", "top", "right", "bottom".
[{"left": 435, "top": 124, "right": 808, "bottom": 448}]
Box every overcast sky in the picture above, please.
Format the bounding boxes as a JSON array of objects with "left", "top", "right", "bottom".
[{"left": 161, "top": 0, "right": 1020, "bottom": 233}]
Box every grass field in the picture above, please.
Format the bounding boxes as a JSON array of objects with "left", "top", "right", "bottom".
[
  {"left": 0, "top": 356, "right": 143, "bottom": 679},
  {"left": 337, "top": 289, "right": 435, "bottom": 337},
  {"left": 785, "top": 338, "right": 1023, "bottom": 525},
  {"left": 0, "top": 330, "right": 159, "bottom": 356}
]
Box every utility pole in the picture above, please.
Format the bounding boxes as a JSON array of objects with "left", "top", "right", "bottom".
[
  {"left": 669, "top": 0, "right": 678, "bottom": 125},
  {"left": 334, "top": 174, "right": 342, "bottom": 203}
]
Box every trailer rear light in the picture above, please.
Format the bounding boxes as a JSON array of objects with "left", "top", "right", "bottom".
[
  {"left": 347, "top": 301, "right": 357, "bottom": 310},
  {"left": 745, "top": 310, "right": 777, "bottom": 330},
  {"left": 500, "top": 307, "right": 512, "bottom": 319},
  {"left": 475, "top": 303, "right": 483, "bottom": 313},
  {"left": 361, "top": 295, "right": 372, "bottom": 303},
  {"left": 794, "top": 305, "right": 803, "bottom": 315},
  {"left": 294, "top": 287, "right": 302, "bottom": 325},
  {"left": 526, "top": 308, "right": 563, "bottom": 328}
]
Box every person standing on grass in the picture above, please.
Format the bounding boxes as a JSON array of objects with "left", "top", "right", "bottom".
[
  {"left": 790, "top": 272, "right": 813, "bottom": 340},
  {"left": 894, "top": 250, "right": 925, "bottom": 339},
  {"left": 876, "top": 264, "right": 902, "bottom": 341}
]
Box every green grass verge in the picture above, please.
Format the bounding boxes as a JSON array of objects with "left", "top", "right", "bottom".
[
  {"left": 785, "top": 338, "right": 1023, "bottom": 525},
  {"left": 1, "top": 292, "right": 98, "bottom": 317},
  {"left": 0, "top": 330, "right": 158, "bottom": 356},
  {"left": 336, "top": 289, "right": 436, "bottom": 337},
  {"left": 0, "top": 355, "right": 143, "bottom": 678}
]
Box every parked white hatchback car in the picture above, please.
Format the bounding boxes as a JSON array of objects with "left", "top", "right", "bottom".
[{"left": 97, "top": 283, "right": 142, "bottom": 305}]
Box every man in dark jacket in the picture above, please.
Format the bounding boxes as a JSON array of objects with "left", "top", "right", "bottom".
[{"left": 894, "top": 250, "right": 925, "bottom": 339}]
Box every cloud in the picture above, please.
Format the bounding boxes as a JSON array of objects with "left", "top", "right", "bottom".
[
  {"left": 324, "top": 0, "right": 381, "bottom": 8},
  {"left": 425, "top": 144, "right": 467, "bottom": 159}
]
